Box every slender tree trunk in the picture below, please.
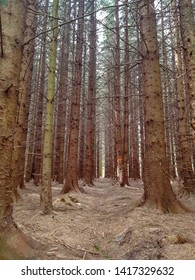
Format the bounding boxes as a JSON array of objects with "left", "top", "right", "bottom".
[
  {"left": 160, "top": 2, "right": 174, "bottom": 179},
  {"left": 114, "top": 0, "right": 125, "bottom": 186},
  {"left": 123, "top": 0, "right": 130, "bottom": 186},
  {"left": 131, "top": 93, "right": 140, "bottom": 179},
  {"left": 78, "top": 30, "right": 87, "bottom": 180},
  {"left": 55, "top": 0, "right": 71, "bottom": 184},
  {"left": 18, "top": 73, "right": 32, "bottom": 189},
  {"left": 96, "top": 127, "right": 100, "bottom": 178},
  {"left": 138, "top": 0, "right": 188, "bottom": 213},
  {"left": 25, "top": 75, "right": 39, "bottom": 183},
  {"left": 178, "top": 0, "right": 195, "bottom": 194},
  {"left": 84, "top": 0, "right": 96, "bottom": 186},
  {"left": 40, "top": 0, "right": 59, "bottom": 214},
  {"left": 33, "top": 0, "right": 49, "bottom": 186},
  {"left": 61, "top": 0, "right": 84, "bottom": 194}
]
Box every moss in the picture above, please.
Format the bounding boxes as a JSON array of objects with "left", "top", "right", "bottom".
[{"left": 93, "top": 243, "right": 100, "bottom": 251}]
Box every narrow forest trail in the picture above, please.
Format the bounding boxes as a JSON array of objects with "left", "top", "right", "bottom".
[{"left": 13, "top": 178, "right": 195, "bottom": 260}]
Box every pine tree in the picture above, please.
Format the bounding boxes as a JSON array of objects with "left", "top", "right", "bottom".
[
  {"left": 0, "top": 0, "right": 35, "bottom": 259},
  {"left": 138, "top": 0, "right": 188, "bottom": 213},
  {"left": 41, "top": 0, "right": 59, "bottom": 214}
]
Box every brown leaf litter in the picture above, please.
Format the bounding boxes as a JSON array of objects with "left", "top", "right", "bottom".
[{"left": 13, "top": 178, "right": 195, "bottom": 259}]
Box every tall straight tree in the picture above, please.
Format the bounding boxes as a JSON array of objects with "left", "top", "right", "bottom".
[
  {"left": 11, "top": 0, "right": 37, "bottom": 201},
  {"left": 113, "top": 0, "right": 126, "bottom": 186},
  {"left": 61, "top": 0, "right": 84, "bottom": 194},
  {"left": 0, "top": 0, "right": 34, "bottom": 258},
  {"left": 78, "top": 31, "right": 87, "bottom": 180},
  {"left": 34, "top": 0, "right": 49, "bottom": 186},
  {"left": 179, "top": 0, "right": 195, "bottom": 194},
  {"left": 84, "top": 0, "right": 97, "bottom": 186},
  {"left": 138, "top": 0, "right": 188, "bottom": 213},
  {"left": 55, "top": 0, "right": 71, "bottom": 184},
  {"left": 123, "top": 0, "right": 130, "bottom": 185},
  {"left": 41, "top": 0, "right": 59, "bottom": 214},
  {"left": 170, "top": 0, "right": 193, "bottom": 186}
]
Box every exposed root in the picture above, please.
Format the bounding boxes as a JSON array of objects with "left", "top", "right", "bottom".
[
  {"left": 112, "top": 182, "right": 121, "bottom": 188},
  {"left": 134, "top": 196, "right": 191, "bottom": 214},
  {"left": 177, "top": 185, "right": 195, "bottom": 198},
  {"left": 83, "top": 182, "right": 94, "bottom": 188},
  {"left": 12, "top": 189, "right": 22, "bottom": 203},
  {"left": 177, "top": 177, "right": 195, "bottom": 198},
  {"left": 0, "top": 224, "right": 43, "bottom": 259},
  {"left": 61, "top": 181, "right": 85, "bottom": 194}
]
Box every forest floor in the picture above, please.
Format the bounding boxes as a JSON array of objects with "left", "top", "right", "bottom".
[{"left": 13, "top": 178, "right": 195, "bottom": 260}]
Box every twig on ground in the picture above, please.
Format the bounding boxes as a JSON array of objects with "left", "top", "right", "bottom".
[
  {"left": 76, "top": 244, "right": 100, "bottom": 255},
  {"left": 82, "top": 251, "right": 87, "bottom": 260}
]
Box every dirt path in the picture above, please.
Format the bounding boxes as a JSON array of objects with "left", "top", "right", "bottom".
[{"left": 13, "top": 178, "right": 195, "bottom": 259}]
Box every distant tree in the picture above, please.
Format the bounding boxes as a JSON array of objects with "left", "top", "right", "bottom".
[
  {"left": 113, "top": 0, "right": 126, "bottom": 186},
  {"left": 123, "top": 0, "right": 130, "bottom": 185},
  {"left": 84, "top": 0, "right": 97, "bottom": 186},
  {"left": 78, "top": 37, "right": 87, "bottom": 180},
  {"left": 33, "top": 0, "right": 49, "bottom": 186}
]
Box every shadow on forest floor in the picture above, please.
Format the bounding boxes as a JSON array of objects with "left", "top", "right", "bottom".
[{"left": 13, "top": 178, "right": 195, "bottom": 259}]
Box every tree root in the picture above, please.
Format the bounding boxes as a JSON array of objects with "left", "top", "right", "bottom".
[
  {"left": 177, "top": 186, "right": 195, "bottom": 198},
  {"left": 0, "top": 224, "right": 43, "bottom": 259},
  {"left": 12, "top": 188, "right": 22, "bottom": 203},
  {"left": 135, "top": 195, "right": 192, "bottom": 214}
]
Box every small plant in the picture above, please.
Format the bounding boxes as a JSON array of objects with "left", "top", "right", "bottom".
[{"left": 93, "top": 243, "right": 100, "bottom": 251}]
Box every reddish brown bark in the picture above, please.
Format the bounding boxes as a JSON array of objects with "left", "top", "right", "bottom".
[
  {"left": 33, "top": 0, "right": 49, "bottom": 186},
  {"left": 61, "top": 0, "right": 85, "bottom": 194},
  {"left": 138, "top": 0, "right": 189, "bottom": 213},
  {"left": 84, "top": 0, "right": 96, "bottom": 186}
]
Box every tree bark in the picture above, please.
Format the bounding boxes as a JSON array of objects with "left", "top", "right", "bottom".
[
  {"left": 61, "top": 0, "right": 84, "bottom": 194},
  {"left": 84, "top": 0, "right": 96, "bottom": 186},
  {"left": 55, "top": 0, "right": 71, "bottom": 184},
  {"left": 178, "top": 0, "right": 195, "bottom": 195},
  {"left": 123, "top": 0, "right": 130, "bottom": 186},
  {"left": 33, "top": 0, "right": 49, "bottom": 186},
  {"left": 114, "top": 0, "right": 126, "bottom": 186},
  {"left": 138, "top": 0, "right": 189, "bottom": 213},
  {"left": 40, "top": 0, "right": 59, "bottom": 214},
  {"left": 11, "top": 0, "right": 37, "bottom": 201},
  {"left": 0, "top": 0, "right": 35, "bottom": 259}
]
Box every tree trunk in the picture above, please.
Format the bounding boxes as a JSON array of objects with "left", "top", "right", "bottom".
[
  {"left": 33, "top": 0, "right": 49, "bottom": 186},
  {"left": 55, "top": 0, "right": 71, "bottom": 184},
  {"left": 178, "top": 0, "right": 195, "bottom": 195},
  {"left": 78, "top": 29, "right": 87, "bottom": 180},
  {"left": 61, "top": 0, "right": 84, "bottom": 194},
  {"left": 11, "top": 0, "right": 37, "bottom": 201},
  {"left": 84, "top": 0, "right": 96, "bottom": 186},
  {"left": 114, "top": 0, "right": 125, "bottom": 186},
  {"left": 40, "top": 0, "right": 59, "bottom": 214},
  {"left": 123, "top": 0, "right": 130, "bottom": 186},
  {"left": 0, "top": 0, "right": 35, "bottom": 259},
  {"left": 138, "top": 0, "right": 188, "bottom": 213}
]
